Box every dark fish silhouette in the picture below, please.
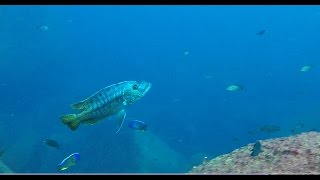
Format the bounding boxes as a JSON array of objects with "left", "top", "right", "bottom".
[
  {"left": 43, "top": 139, "right": 60, "bottom": 149},
  {"left": 256, "top": 29, "right": 266, "bottom": 36},
  {"left": 251, "top": 141, "right": 262, "bottom": 156},
  {"left": 259, "top": 125, "right": 280, "bottom": 133}
]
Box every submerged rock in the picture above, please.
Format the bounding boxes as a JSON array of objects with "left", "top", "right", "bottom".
[
  {"left": 189, "top": 131, "right": 320, "bottom": 174},
  {"left": 0, "top": 160, "right": 14, "bottom": 173},
  {"left": 133, "top": 131, "right": 190, "bottom": 173}
]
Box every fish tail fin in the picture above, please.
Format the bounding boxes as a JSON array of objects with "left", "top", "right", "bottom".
[{"left": 60, "top": 114, "right": 80, "bottom": 131}]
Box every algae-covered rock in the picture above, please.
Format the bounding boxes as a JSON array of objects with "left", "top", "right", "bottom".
[
  {"left": 2, "top": 129, "right": 38, "bottom": 173},
  {"left": 189, "top": 131, "right": 320, "bottom": 174}
]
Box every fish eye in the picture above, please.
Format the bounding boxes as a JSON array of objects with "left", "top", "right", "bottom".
[{"left": 132, "top": 84, "right": 138, "bottom": 90}]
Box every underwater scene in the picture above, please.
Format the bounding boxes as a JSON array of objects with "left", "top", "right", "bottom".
[{"left": 1, "top": 5, "right": 320, "bottom": 174}]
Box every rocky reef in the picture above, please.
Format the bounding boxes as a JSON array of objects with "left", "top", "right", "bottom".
[
  {"left": 133, "top": 131, "right": 190, "bottom": 173},
  {"left": 0, "top": 160, "right": 14, "bottom": 173},
  {"left": 189, "top": 131, "right": 320, "bottom": 174}
]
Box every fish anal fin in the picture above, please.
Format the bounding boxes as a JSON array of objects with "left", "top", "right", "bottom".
[
  {"left": 83, "top": 118, "right": 101, "bottom": 125},
  {"left": 115, "top": 110, "right": 126, "bottom": 134}
]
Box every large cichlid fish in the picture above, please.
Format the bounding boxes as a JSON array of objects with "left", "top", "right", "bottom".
[{"left": 60, "top": 81, "right": 151, "bottom": 133}]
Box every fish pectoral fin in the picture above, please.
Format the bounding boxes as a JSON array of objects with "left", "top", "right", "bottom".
[{"left": 115, "top": 110, "right": 126, "bottom": 134}]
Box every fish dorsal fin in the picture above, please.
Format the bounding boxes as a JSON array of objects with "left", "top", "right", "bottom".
[
  {"left": 71, "top": 100, "right": 90, "bottom": 111},
  {"left": 71, "top": 91, "right": 107, "bottom": 111},
  {"left": 115, "top": 109, "right": 126, "bottom": 134},
  {"left": 71, "top": 82, "right": 127, "bottom": 111}
]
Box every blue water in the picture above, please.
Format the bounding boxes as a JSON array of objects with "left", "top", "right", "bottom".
[{"left": 1, "top": 5, "right": 320, "bottom": 173}]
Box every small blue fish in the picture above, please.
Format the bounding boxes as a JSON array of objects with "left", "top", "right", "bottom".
[
  {"left": 256, "top": 29, "right": 266, "bottom": 36},
  {"left": 58, "top": 153, "right": 80, "bottom": 171},
  {"left": 38, "top": 25, "right": 49, "bottom": 31},
  {"left": 128, "top": 120, "right": 147, "bottom": 131}
]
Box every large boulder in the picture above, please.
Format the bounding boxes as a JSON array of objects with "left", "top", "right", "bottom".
[
  {"left": 133, "top": 131, "right": 190, "bottom": 173},
  {"left": 0, "top": 160, "right": 14, "bottom": 173},
  {"left": 189, "top": 131, "right": 320, "bottom": 174}
]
